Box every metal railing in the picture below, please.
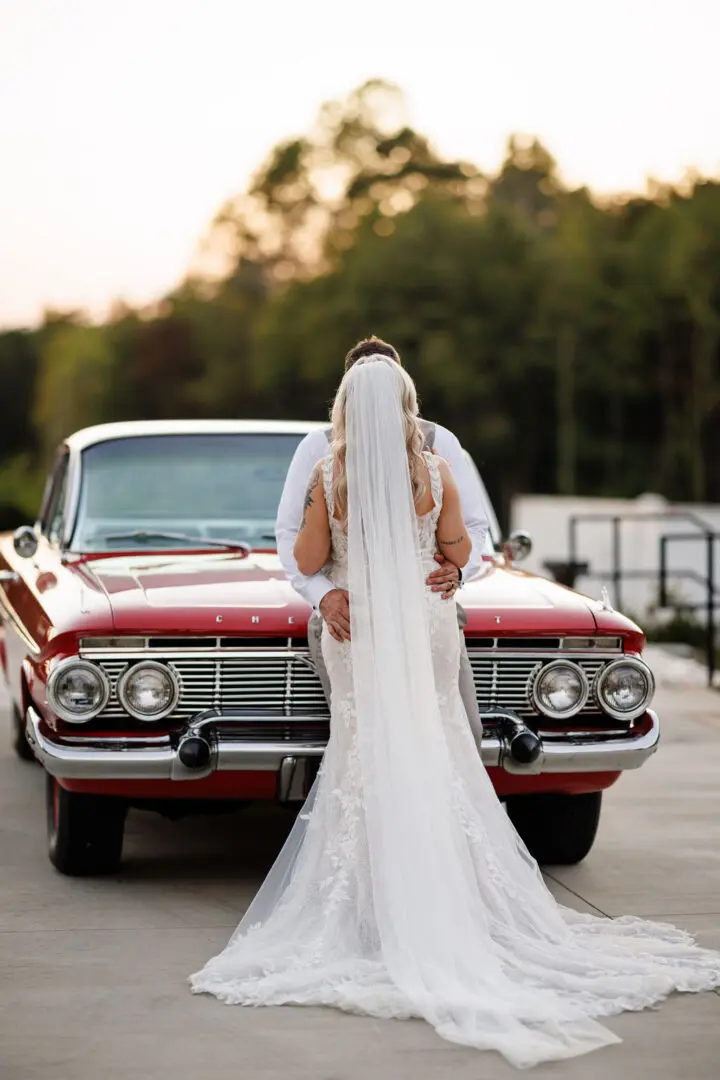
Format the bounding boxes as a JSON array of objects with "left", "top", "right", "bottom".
[{"left": 566, "top": 511, "right": 718, "bottom": 687}]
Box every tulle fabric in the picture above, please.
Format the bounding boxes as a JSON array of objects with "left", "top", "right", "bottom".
[{"left": 190, "top": 358, "right": 720, "bottom": 1068}]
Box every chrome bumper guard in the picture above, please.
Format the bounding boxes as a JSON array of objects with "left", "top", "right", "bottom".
[{"left": 26, "top": 706, "right": 660, "bottom": 785}]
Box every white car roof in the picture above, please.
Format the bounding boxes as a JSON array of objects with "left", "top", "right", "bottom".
[{"left": 65, "top": 420, "right": 327, "bottom": 453}]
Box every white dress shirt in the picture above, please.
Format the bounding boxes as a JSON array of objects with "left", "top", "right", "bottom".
[{"left": 276, "top": 424, "right": 490, "bottom": 611}]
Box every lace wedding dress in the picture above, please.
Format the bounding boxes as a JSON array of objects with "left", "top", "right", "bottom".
[{"left": 190, "top": 360, "right": 720, "bottom": 1069}]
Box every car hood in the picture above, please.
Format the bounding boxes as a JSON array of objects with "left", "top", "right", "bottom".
[
  {"left": 83, "top": 551, "right": 309, "bottom": 635},
  {"left": 461, "top": 565, "right": 600, "bottom": 636},
  {"left": 81, "top": 552, "right": 608, "bottom": 639}
]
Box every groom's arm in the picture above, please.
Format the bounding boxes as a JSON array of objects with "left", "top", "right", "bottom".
[
  {"left": 433, "top": 425, "right": 490, "bottom": 583},
  {"left": 276, "top": 429, "right": 335, "bottom": 611}
]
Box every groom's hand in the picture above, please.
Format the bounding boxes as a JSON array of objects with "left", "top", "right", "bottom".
[
  {"left": 320, "top": 589, "right": 351, "bottom": 642},
  {"left": 427, "top": 553, "right": 459, "bottom": 599}
]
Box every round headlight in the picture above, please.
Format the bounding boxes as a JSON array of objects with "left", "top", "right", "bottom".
[
  {"left": 117, "top": 661, "right": 180, "bottom": 721},
  {"left": 533, "top": 660, "right": 589, "bottom": 719},
  {"left": 596, "top": 659, "right": 654, "bottom": 721},
  {"left": 47, "top": 659, "right": 110, "bottom": 723}
]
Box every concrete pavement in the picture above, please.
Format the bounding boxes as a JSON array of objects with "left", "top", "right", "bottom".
[{"left": 1, "top": 649, "right": 719, "bottom": 1080}]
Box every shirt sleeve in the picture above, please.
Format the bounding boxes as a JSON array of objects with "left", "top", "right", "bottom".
[
  {"left": 275, "top": 430, "right": 335, "bottom": 611},
  {"left": 433, "top": 425, "right": 490, "bottom": 583}
]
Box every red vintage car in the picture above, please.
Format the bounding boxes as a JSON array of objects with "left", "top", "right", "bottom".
[{"left": 0, "top": 420, "right": 659, "bottom": 875}]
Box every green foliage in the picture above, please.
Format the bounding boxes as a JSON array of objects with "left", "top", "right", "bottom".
[
  {"left": 33, "top": 320, "right": 117, "bottom": 459},
  {"left": 0, "top": 330, "right": 38, "bottom": 458},
  {"left": 0, "top": 453, "right": 45, "bottom": 520},
  {"left": 1, "top": 80, "right": 720, "bottom": 523}
]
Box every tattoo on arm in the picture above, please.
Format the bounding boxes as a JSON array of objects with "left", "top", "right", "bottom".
[
  {"left": 298, "top": 469, "right": 320, "bottom": 532},
  {"left": 439, "top": 535, "right": 466, "bottom": 546}
]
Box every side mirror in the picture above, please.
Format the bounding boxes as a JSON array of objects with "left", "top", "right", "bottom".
[
  {"left": 504, "top": 530, "right": 532, "bottom": 563},
  {"left": 13, "top": 526, "right": 38, "bottom": 559}
]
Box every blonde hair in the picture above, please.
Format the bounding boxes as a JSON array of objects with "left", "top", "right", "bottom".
[{"left": 329, "top": 355, "right": 426, "bottom": 525}]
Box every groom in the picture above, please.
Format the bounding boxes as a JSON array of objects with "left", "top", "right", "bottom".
[{"left": 275, "top": 336, "right": 490, "bottom": 743}]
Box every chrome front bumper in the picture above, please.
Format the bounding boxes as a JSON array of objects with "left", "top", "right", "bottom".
[{"left": 26, "top": 706, "right": 660, "bottom": 784}]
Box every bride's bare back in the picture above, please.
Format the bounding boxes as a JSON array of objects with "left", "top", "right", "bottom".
[{"left": 295, "top": 453, "right": 470, "bottom": 579}]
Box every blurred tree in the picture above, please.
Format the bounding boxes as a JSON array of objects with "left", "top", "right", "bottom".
[
  {"left": 33, "top": 321, "right": 116, "bottom": 459},
  {"left": 532, "top": 189, "right": 618, "bottom": 495},
  {"left": 119, "top": 314, "right": 205, "bottom": 419},
  {"left": 256, "top": 192, "right": 545, "bottom": 518},
  {"left": 667, "top": 182, "right": 720, "bottom": 501},
  {"left": 489, "top": 136, "right": 564, "bottom": 226},
  {"left": 0, "top": 329, "right": 38, "bottom": 460},
  {"left": 2, "top": 80, "right": 719, "bottom": 519},
  {"left": 624, "top": 183, "right": 720, "bottom": 501},
  {"left": 195, "top": 79, "right": 483, "bottom": 287},
  {"left": 0, "top": 329, "right": 41, "bottom": 517},
  {"left": 165, "top": 261, "right": 269, "bottom": 418}
]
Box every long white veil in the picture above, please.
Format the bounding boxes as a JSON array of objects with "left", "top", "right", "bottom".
[
  {"left": 343, "top": 360, "right": 613, "bottom": 1057},
  {"left": 346, "top": 360, "right": 495, "bottom": 999},
  {"left": 191, "top": 357, "right": 720, "bottom": 1068}
]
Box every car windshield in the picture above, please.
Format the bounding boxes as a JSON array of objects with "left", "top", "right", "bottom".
[{"left": 71, "top": 433, "right": 307, "bottom": 552}]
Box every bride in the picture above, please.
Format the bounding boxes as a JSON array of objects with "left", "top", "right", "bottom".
[{"left": 190, "top": 355, "right": 720, "bottom": 1068}]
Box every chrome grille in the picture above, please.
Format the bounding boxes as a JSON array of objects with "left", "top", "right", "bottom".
[
  {"left": 87, "top": 646, "right": 612, "bottom": 724},
  {"left": 468, "top": 653, "right": 606, "bottom": 717},
  {"left": 221, "top": 721, "right": 329, "bottom": 743},
  {"left": 92, "top": 652, "right": 328, "bottom": 720}
]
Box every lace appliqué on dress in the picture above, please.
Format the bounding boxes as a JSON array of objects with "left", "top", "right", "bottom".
[{"left": 190, "top": 445, "right": 720, "bottom": 1070}]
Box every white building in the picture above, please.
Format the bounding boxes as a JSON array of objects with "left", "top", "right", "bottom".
[{"left": 510, "top": 492, "right": 720, "bottom": 625}]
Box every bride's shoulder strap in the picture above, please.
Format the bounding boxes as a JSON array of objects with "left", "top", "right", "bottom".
[
  {"left": 422, "top": 450, "right": 444, "bottom": 511},
  {"left": 320, "top": 454, "right": 334, "bottom": 516}
]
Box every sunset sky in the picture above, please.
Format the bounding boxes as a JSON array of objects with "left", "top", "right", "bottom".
[{"left": 1, "top": 0, "right": 718, "bottom": 329}]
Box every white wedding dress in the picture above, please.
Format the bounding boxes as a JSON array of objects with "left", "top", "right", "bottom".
[{"left": 190, "top": 361, "right": 720, "bottom": 1069}]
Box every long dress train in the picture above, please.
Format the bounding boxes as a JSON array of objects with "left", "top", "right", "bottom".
[{"left": 190, "top": 392, "right": 720, "bottom": 1069}]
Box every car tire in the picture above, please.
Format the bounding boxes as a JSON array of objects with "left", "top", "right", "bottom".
[
  {"left": 505, "top": 791, "right": 602, "bottom": 865},
  {"left": 11, "top": 702, "right": 36, "bottom": 762},
  {"left": 46, "top": 774, "right": 127, "bottom": 876}
]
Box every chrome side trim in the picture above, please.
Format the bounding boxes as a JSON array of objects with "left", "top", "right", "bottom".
[
  {"left": 0, "top": 589, "right": 40, "bottom": 654},
  {"left": 80, "top": 645, "right": 302, "bottom": 659},
  {"left": 467, "top": 649, "right": 623, "bottom": 661},
  {"left": 26, "top": 707, "right": 660, "bottom": 782},
  {"left": 78, "top": 639, "right": 625, "bottom": 658}
]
